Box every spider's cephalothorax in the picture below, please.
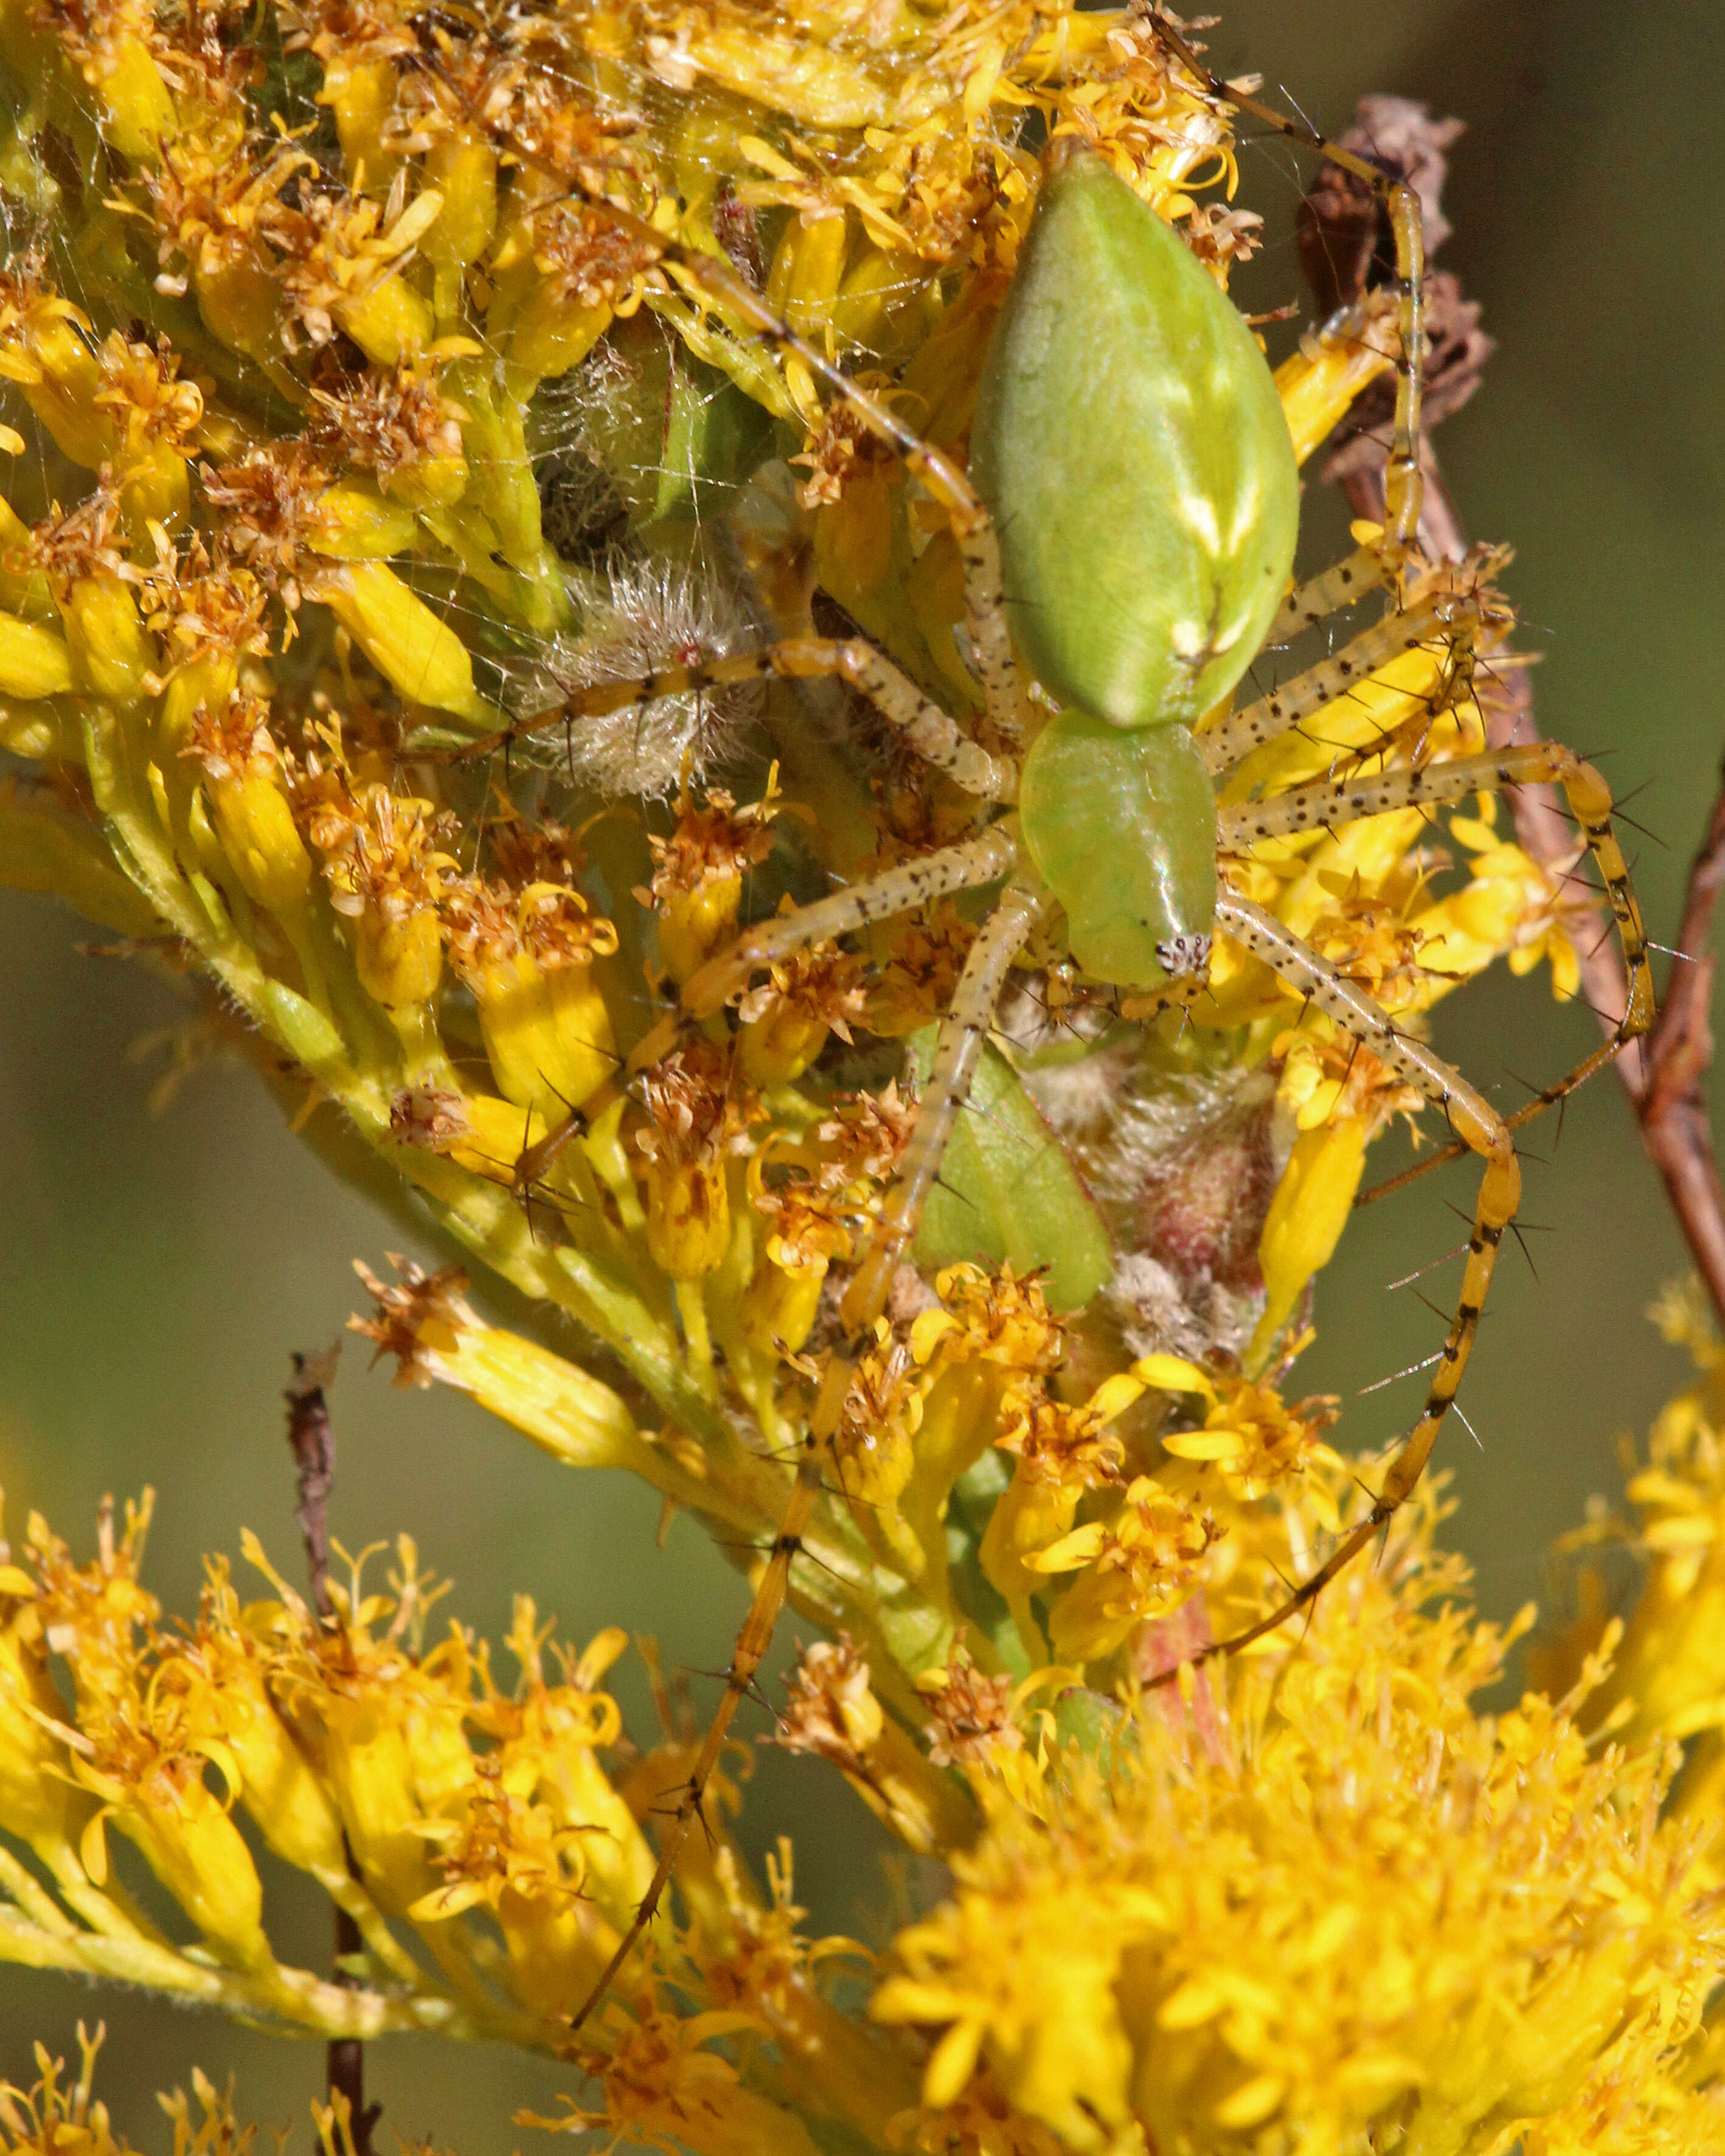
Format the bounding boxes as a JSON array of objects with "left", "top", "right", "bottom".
[{"left": 470, "top": 35, "right": 1654, "bottom": 2034}]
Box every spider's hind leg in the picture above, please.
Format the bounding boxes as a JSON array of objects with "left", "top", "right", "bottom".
[
  {"left": 1195, "top": 890, "right": 1521, "bottom": 1662},
  {"left": 1223, "top": 740, "right": 1654, "bottom": 1200}
]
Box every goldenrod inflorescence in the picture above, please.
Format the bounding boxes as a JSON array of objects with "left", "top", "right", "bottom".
[{"left": 0, "top": 0, "right": 1697, "bottom": 2147}]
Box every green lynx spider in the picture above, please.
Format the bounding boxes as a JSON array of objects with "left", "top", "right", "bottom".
[{"left": 460, "top": 22, "right": 1655, "bottom": 2029}]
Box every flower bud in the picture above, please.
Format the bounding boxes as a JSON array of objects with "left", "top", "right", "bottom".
[
  {"left": 504, "top": 288, "right": 612, "bottom": 389},
  {"left": 336, "top": 277, "right": 436, "bottom": 371},
  {"left": 318, "top": 57, "right": 400, "bottom": 188},
  {"left": 1249, "top": 1113, "right": 1369, "bottom": 1367},
  {"left": 355, "top": 904, "right": 443, "bottom": 1008},
  {"left": 739, "top": 1252, "right": 827, "bottom": 1358},
  {"left": 61, "top": 577, "right": 156, "bottom": 705},
  {"left": 768, "top": 207, "right": 849, "bottom": 338},
  {"left": 85, "top": 43, "right": 179, "bottom": 164},
  {"left": 467, "top": 949, "right": 617, "bottom": 1122},
  {"left": 9, "top": 315, "right": 105, "bottom": 466},
  {"left": 193, "top": 254, "right": 284, "bottom": 367},
  {"left": 321, "top": 562, "right": 491, "bottom": 722},
  {"left": 210, "top": 769, "right": 314, "bottom": 916},
  {"left": 116, "top": 443, "right": 190, "bottom": 538},
  {"left": 659, "top": 873, "right": 741, "bottom": 986},
  {"left": 642, "top": 1157, "right": 731, "bottom": 1281},
  {"left": 738, "top": 998, "right": 830, "bottom": 1087},
  {"left": 313, "top": 485, "right": 422, "bottom": 560},
  {"left": 423, "top": 136, "right": 497, "bottom": 291},
  {"left": 0, "top": 612, "right": 72, "bottom": 699}
]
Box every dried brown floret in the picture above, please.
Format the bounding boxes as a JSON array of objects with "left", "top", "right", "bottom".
[
  {"left": 919, "top": 1647, "right": 1021, "bottom": 1770},
  {"left": 304, "top": 358, "right": 466, "bottom": 488},
  {"left": 777, "top": 1634, "right": 877, "bottom": 1773},
  {"left": 199, "top": 443, "right": 333, "bottom": 600},
  {"left": 388, "top": 1083, "right": 469, "bottom": 1151},
  {"left": 350, "top": 1253, "right": 473, "bottom": 1385}
]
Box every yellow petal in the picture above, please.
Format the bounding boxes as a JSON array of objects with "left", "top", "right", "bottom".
[
  {"left": 1161, "top": 1427, "right": 1248, "bottom": 1463},
  {"left": 923, "top": 2016, "right": 984, "bottom": 2110},
  {"left": 1131, "top": 1354, "right": 1215, "bottom": 1400}
]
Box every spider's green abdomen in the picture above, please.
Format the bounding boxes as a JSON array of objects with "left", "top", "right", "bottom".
[{"left": 972, "top": 145, "right": 1299, "bottom": 729}]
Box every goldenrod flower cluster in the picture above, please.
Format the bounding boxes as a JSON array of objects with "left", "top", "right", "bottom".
[
  {"left": 0, "top": 0, "right": 1678, "bottom": 2147},
  {"left": 9, "top": 1341, "right": 1725, "bottom": 2154}
]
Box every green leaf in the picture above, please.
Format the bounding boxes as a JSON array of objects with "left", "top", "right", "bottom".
[{"left": 906, "top": 1027, "right": 1113, "bottom": 1311}]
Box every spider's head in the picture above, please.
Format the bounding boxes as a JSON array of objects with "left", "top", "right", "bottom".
[{"left": 1156, "top": 931, "right": 1212, "bottom": 981}]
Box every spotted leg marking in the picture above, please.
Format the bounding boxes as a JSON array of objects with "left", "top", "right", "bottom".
[
  {"left": 667, "top": 827, "right": 1019, "bottom": 1038},
  {"left": 447, "top": 638, "right": 1018, "bottom": 802}
]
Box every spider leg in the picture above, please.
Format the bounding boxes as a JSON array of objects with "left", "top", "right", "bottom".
[
  {"left": 665, "top": 828, "right": 1019, "bottom": 1040},
  {"left": 1190, "top": 890, "right": 1516, "bottom": 1661},
  {"left": 446, "top": 637, "right": 1017, "bottom": 803},
  {"left": 591, "top": 209, "right": 1022, "bottom": 744},
  {"left": 566, "top": 1464, "right": 819, "bottom": 2033},
  {"left": 1262, "top": 547, "right": 1395, "bottom": 647},
  {"left": 1223, "top": 742, "right": 1653, "bottom": 1198},
  {"left": 1203, "top": 592, "right": 1477, "bottom": 777}
]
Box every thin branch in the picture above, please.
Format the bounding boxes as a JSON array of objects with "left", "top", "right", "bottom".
[
  {"left": 1631, "top": 764, "right": 1725, "bottom": 1319},
  {"left": 285, "top": 1345, "right": 340, "bottom": 1623},
  {"left": 284, "top": 1345, "right": 381, "bottom": 2156}
]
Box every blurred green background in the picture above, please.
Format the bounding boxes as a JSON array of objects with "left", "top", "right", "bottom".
[{"left": 2, "top": 0, "right": 1723, "bottom": 2140}]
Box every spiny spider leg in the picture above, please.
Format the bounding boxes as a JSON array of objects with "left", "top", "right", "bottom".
[
  {"left": 453, "top": 637, "right": 1018, "bottom": 803},
  {"left": 552, "top": 47, "right": 1544, "bottom": 2034},
  {"left": 558, "top": 196, "right": 1022, "bottom": 744},
  {"left": 1203, "top": 592, "right": 1477, "bottom": 777},
  {"left": 1181, "top": 891, "right": 1517, "bottom": 1665},
  {"left": 1265, "top": 547, "right": 1394, "bottom": 645},
  {"left": 678, "top": 830, "right": 1020, "bottom": 1028},
  {"left": 567, "top": 1444, "right": 822, "bottom": 2028},
  {"left": 1233, "top": 742, "right": 1657, "bottom": 1199}
]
